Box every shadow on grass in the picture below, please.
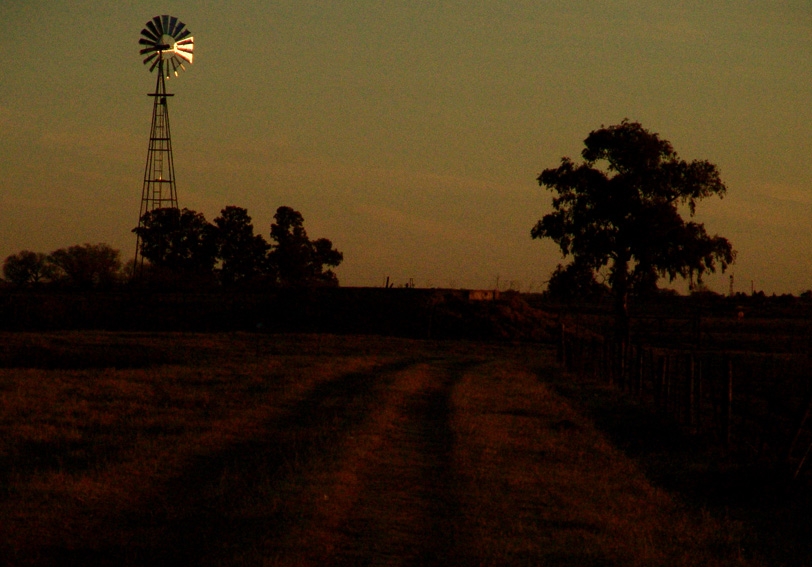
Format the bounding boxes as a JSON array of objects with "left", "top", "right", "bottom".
[
  {"left": 20, "top": 359, "right": 416, "bottom": 567},
  {"left": 544, "top": 366, "right": 812, "bottom": 567},
  {"left": 0, "top": 342, "right": 173, "bottom": 369}
]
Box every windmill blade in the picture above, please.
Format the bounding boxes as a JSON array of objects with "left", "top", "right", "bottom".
[
  {"left": 175, "top": 28, "right": 192, "bottom": 41},
  {"left": 149, "top": 56, "right": 161, "bottom": 73},
  {"left": 168, "top": 16, "right": 179, "bottom": 37},
  {"left": 174, "top": 38, "right": 194, "bottom": 59},
  {"left": 161, "top": 15, "right": 170, "bottom": 36},
  {"left": 170, "top": 57, "right": 180, "bottom": 77},
  {"left": 145, "top": 19, "right": 160, "bottom": 40},
  {"left": 142, "top": 52, "right": 159, "bottom": 66},
  {"left": 173, "top": 48, "right": 193, "bottom": 65},
  {"left": 140, "top": 27, "right": 159, "bottom": 43},
  {"left": 152, "top": 16, "right": 164, "bottom": 36},
  {"left": 174, "top": 52, "right": 193, "bottom": 65},
  {"left": 172, "top": 22, "right": 187, "bottom": 39},
  {"left": 139, "top": 37, "right": 158, "bottom": 47},
  {"left": 139, "top": 44, "right": 160, "bottom": 55}
]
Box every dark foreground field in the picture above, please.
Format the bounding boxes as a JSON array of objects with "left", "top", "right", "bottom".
[{"left": 0, "top": 332, "right": 789, "bottom": 566}]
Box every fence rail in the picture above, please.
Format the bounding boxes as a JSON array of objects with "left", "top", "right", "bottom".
[{"left": 558, "top": 320, "right": 812, "bottom": 477}]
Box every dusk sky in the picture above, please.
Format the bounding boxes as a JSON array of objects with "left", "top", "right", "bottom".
[{"left": 2, "top": 2, "right": 811, "bottom": 293}]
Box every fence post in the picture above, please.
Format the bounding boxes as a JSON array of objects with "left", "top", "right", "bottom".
[
  {"left": 627, "top": 344, "right": 636, "bottom": 394},
  {"left": 696, "top": 356, "right": 703, "bottom": 432},
  {"left": 646, "top": 347, "right": 654, "bottom": 402},
  {"left": 577, "top": 332, "right": 585, "bottom": 376},
  {"left": 636, "top": 346, "right": 644, "bottom": 396},
  {"left": 688, "top": 353, "right": 696, "bottom": 427},
  {"left": 725, "top": 357, "right": 734, "bottom": 449},
  {"left": 567, "top": 333, "right": 574, "bottom": 372},
  {"left": 655, "top": 353, "right": 665, "bottom": 411},
  {"left": 590, "top": 337, "right": 598, "bottom": 379},
  {"left": 602, "top": 338, "right": 610, "bottom": 384}
]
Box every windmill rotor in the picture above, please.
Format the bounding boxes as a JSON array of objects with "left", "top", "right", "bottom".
[{"left": 139, "top": 15, "right": 194, "bottom": 78}]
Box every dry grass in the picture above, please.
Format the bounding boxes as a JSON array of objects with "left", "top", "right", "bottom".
[
  {"left": 0, "top": 332, "right": 768, "bottom": 565},
  {"left": 451, "top": 353, "right": 750, "bottom": 566}
]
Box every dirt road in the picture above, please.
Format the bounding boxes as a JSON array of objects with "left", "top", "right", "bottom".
[{"left": 1, "top": 334, "right": 751, "bottom": 566}]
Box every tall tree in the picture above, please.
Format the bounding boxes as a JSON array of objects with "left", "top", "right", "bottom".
[
  {"left": 2, "top": 250, "right": 54, "bottom": 287},
  {"left": 532, "top": 120, "right": 734, "bottom": 334},
  {"left": 212, "top": 206, "right": 270, "bottom": 286},
  {"left": 268, "top": 206, "right": 343, "bottom": 287},
  {"left": 48, "top": 243, "right": 122, "bottom": 289},
  {"left": 133, "top": 208, "right": 218, "bottom": 276}
]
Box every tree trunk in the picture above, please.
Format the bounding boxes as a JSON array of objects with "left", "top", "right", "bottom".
[{"left": 611, "top": 259, "right": 631, "bottom": 332}]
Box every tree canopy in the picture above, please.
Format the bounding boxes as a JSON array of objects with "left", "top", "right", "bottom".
[
  {"left": 532, "top": 120, "right": 735, "bottom": 324},
  {"left": 545, "top": 262, "right": 608, "bottom": 301},
  {"left": 48, "top": 243, "right": 122, "bottom": 289},
  {"left": 131, "top": 204, "right": 343, "bottom": 288},
  {"left": 2, "top": 251, "right": 54, "bottom": 287},
  {"left": 268, "top": 206, "right": 343, "bottom": 287},
  {"left": 3, "top": 203, "right": 344, "bottom": 290},
  {"left": 3, "top": 245, "right": 122, "bottom": 289},
  {"left": 213, "top": 206, "right": 270, "bottom": 286},
  {"left": 133, "top": 207, "right": 218, "bottom": 276}
]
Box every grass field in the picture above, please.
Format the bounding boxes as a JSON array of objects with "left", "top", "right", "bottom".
[{"left": 0, "top": 332, "right": 776, "bottom": 565}]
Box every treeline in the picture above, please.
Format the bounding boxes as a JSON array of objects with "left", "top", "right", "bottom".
[{"left": 2, "top": 205, "right": 342, "bottom": 291}]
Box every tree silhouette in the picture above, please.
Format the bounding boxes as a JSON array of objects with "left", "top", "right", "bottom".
[
  {"left": 532, "top": 120, "right": 734, "bottom": 334},
  {"left": 2, "top": 251, "right": 54, "bottom": 287},
  {"left": 546, "top": 262, "right": 608, "bottom": 301},
  {"left": 48, "top": 243, "right": 122, "bottom": 289},
  {"left": 133, "top": 208, "right": 218, "bottom": 276},
  {"left": 213, "top": 206, "right": 270, "bottom": 286},
  {"left": 131, "top": 205, "right": 342, "bottom": 288},
  {"left": 268, "top": 206, "right": 343, "bottom": 287}
]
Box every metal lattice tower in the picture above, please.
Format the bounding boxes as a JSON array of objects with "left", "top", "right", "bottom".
[{"left": 133, "top": 15, "right": 194, "bottom": 272}]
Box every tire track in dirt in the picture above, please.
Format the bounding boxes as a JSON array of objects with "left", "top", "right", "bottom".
[
  {"left": 27, "top": 357, "right": 421, "bottom": 567},
  {"left": 153, "top": 357, "right": 431, "bottom": 567},
  {"left": 277, "top": 359, "right": 472, "bottom": 566}
]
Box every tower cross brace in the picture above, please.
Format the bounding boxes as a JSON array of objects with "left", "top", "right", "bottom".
[{"left": 134, "top": 64, "right": 179, "bottom": 271}]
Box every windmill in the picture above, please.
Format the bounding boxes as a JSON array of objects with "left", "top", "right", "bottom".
[{"left": 133, "top": 15, "right": 194, "bottom": 273}]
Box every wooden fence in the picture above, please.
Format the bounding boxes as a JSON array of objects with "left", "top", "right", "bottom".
[{"left": 558, "top": 320, "right": 812, "bottom": 475}]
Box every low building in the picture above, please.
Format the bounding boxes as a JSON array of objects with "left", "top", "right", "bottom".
[{"left": 468, "top": 289, "right": 500, "bottom": 301}]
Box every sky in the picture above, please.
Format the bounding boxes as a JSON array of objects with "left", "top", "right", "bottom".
[{"left": 1, "top": 1, "right": 811, "bottom": 294}]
